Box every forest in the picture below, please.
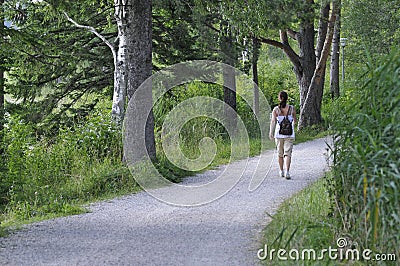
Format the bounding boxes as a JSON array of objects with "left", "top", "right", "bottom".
[{"left": 1, "top": 0, "right": 399, "bottom": 260}]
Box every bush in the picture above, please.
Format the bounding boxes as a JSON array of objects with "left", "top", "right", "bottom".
[
  {"left": 330, "top": 48, "right": 400, "bottom": 256},
  {"left": 1, "top": 110, "right": 134, "bottom": 222}
]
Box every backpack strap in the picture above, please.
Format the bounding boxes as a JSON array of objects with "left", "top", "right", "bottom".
[
  {"left": 277, "top": 105, "right": 292, "bottom": 117},
  {"left": 287, "top": 105, "right": 292, "bottom": 118},
  {"left": 275, "top": 106, "right": 281, "bottom": 116}
]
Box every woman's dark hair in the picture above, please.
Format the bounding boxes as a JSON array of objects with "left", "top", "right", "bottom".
[{"left": 278, "top": 91, "right": 288, "bottom": 109}]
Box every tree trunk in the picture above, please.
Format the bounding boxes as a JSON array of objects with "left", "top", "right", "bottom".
[
  {"left": 314, "top": 2, "right": 331, "bottom": 120},
  {"left": 0, "top": 65, "right": 4, "bottom": 156},
  {"left": 280, "top": 1, "right": 328, "bottom": 129},
  {"left": 126, "top": 0, "right": 156, "bottom": 159},
  {"left": 299, "top": 1, "right": 339, "bottom": 128},
  {"left": 63, "top": 11, "right": 124, "bottom": 123},
  {"left": 220, "top": 24, "right": 237, "bottom": 133},
  {"left": 112, "top": 0, "right": 128, "bottom": 123},
  {"left": 252, "top": 37, "right": 260, "bottom": 117},
  {"left": 330, "top": 0, "right": 341, "bottom": 99},
  {"left": 296, "top": 19, "right": 316, "bottom": 110},
  {"left": 0, "top": 0, "right": 5, "bottom": 156},
  {"left": 295, "top": 1, "right": 329, "bottom": 127},
  {"left": 259, "top": 1, "right": 339, "bottom": 130}
]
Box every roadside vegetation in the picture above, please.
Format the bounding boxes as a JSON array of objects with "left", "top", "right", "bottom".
[
  {"left": 329, "top": 49, "right": 400, "bottom": 260},
  {"left": 261, "top": 48, "right": 400, "bottom": 264}
]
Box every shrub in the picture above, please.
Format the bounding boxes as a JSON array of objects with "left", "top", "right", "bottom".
[
  {"left": 330, "top": 48, "right": 400, "bottom": 256},
  {"left": 1, "top": 110, "right": 133, "bottom": 222}
]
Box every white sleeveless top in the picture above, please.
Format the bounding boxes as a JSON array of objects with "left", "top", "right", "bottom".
[{"left": 274, "top": 105, "right": 295, "bottom": 139}]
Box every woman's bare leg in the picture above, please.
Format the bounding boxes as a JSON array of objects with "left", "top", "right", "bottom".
[
  {"left": 278, "top": 156, "right": 284, "bottom": 171},
  {"left": 285, "top": 155, "right": 291, "bottom": 172}
]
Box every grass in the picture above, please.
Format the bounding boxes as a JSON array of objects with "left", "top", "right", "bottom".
[
  {"left": 0, "top": 169, "right": 141, "bottom": 237},
  {"left": 295, "top": 125, "right": 331, "bottom": 144},
  {"left": 259, "top": 175, "right": 336, "bottom": 265}
]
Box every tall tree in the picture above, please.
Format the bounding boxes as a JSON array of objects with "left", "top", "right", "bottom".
[
  {"left": 224, "top": 0, "right": 339, "bottom": 129},
  {"left": 192, "top": 1, "right": 242, "bottom": 131},
  {"left": 220, "top": 21, "right": 237, "bottom": 132},
  {"left": 252, "top": 37, "right": 261, "bottom": 116},
  {"left": 125, "top": 0, "right": 156, "bottom": 159},
  {"left": 112, "top": 0, "right": 127, "bottom": 124},
  {"left": 298, "top": 1, "right": 339, "bottom": 127},
  {"left": 0, "top": 0, "right": 5, "bottom": 155},
  {"left": 330, "top": 0, "right": 341, "bottom": 99},
  {"left": 313, "top": 2, "right": 330, "bottom": 119},
  {"left": 65, "top": 0, "right": 156, "bottom": 159},
  {"left": 270, "top": 1, "right": 338, "bottom": 128}
]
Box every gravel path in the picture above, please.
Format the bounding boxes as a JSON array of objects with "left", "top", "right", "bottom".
[{"left": 0, "top": 137, "right": 331, "bottom": 266}]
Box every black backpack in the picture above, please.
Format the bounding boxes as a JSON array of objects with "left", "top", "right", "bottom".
[{"left": 278, "top": 105, "right": 293, "bottom": 135}]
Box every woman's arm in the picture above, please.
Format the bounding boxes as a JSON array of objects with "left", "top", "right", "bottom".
[
  {"left": 269, "top": 107, "right": 277, "bottom": 140},
  {"left": 292, "top": 106, "right": 297, "bottom": 127}
]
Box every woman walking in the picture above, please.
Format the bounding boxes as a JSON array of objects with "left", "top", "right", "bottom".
[{"left": 269, "top": 91, "right": 296, "bottom": 179}]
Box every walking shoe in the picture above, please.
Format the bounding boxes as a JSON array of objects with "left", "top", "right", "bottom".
[
  {"left": 285, "top": 171, "right": 291, "bottom": 180},
  {"left": 279, "top": 170, "right": 284, "bottom": 178}
]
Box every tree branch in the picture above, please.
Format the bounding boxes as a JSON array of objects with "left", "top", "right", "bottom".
[
  {"left": 280, "top": 30, "right": 290, "bottom": 45},
  {"left": 315, "top": 2, "right": 338, "bottom": 77},
  {"left": 258, "top": 35, "right": 302, "bottom": 72},
  {"left": 63, "top": 12, "right": 117, "bottom": 64},
  {"left": 287, "top": 29, "right": 299, "bottom": 40},
  {"left": 203, "top": 20, "right": 221, "bottom": 34},
  {"left": 316, "top": 3, "right": 330, "bottom": 62},
  {"left": 257, "top": 36, "right": 283, "bottom": 48}
]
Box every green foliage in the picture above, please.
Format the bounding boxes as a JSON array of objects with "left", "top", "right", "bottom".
[
  {"left": 295, "top": 124, "right": 330, "bottom": 143},
  {"left": 0, "top": 110, "right": 135, "bottom": 224},
  {"left": 342, "top": 0, "right": 400, "bottom": 64},
  {"left": 3, "top": 0, "right": 113, "bottom": 128},
  {"left": 258, "top": 48, "right": 299, "bottom": 110},
  {"left": 210, "top": 0, "right": 306, "bottom": 39},
  {"left": 153, "top": 0, "right": 207, "bottom": 68},
  {"left": 152, "top": 80, "right": 268, "bottom": 179},
  {"left": 329, "top": 48, "right": 400, "bottom": 256},
  {"left": 3, "top": 0, "right": 210, "bottom": 129}
]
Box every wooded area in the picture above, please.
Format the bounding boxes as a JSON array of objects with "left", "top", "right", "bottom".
[{"left": 1, "top": 0, "right": 399, "bottom": 258}]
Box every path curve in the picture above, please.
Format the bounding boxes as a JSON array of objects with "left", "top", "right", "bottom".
[{"left": 0, "top": 138, "right": 331, "bottom": 266}]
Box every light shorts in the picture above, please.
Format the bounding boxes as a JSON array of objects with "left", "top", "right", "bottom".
[{"left": 275, "top": 138, "right": 294, "bottom": 158}]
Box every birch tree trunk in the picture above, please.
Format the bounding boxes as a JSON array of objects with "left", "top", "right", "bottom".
[
  {"left": 0, "top": 0, "right": 5, "bottom": 155},
  {"left": 330, "top": 0, "right": 341, "bottom": 99},
  {"left": 112, "top": 0, "right": 129, "bottom": 123},
  {"left": 63, "top": 11, "right": 124, "bottom": 123}
]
